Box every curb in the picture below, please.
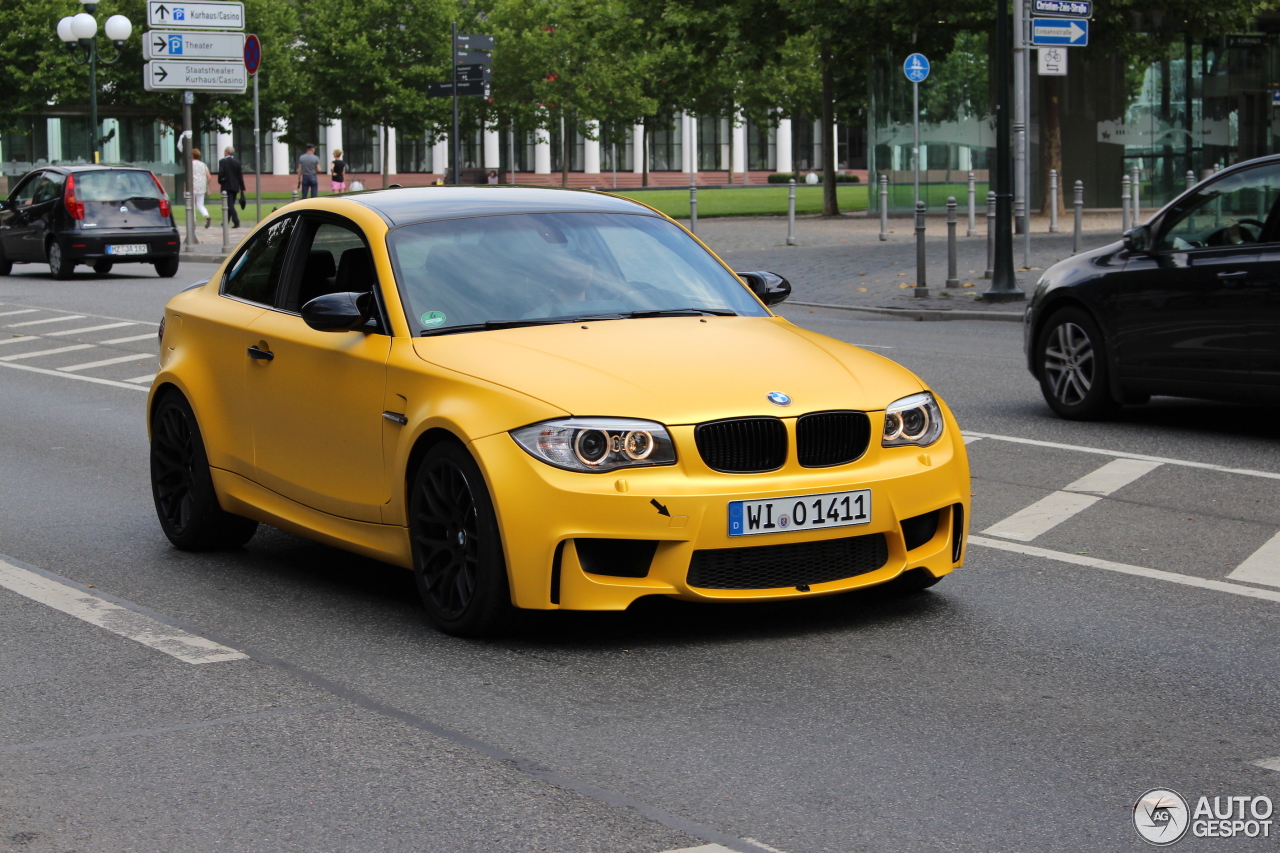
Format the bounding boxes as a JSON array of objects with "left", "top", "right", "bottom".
[
  {"left": 179, "top": 253, "right": 230, "bottom": 265},
  {"left": 789, "top": 299, "right": 1024, "bottom": 323}
]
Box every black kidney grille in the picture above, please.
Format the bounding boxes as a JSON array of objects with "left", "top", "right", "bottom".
[
  {"left": 695, "top": 417, "right": 787, "bottom": 473},
  {"left": 796, "top": 411, "right": 871, "bottom": 467},
  {"left": 687, "top": 532, "right": 889, "bottom": 589}
]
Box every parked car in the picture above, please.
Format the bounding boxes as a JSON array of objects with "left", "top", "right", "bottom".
[
  {"left": 0, "top": 164, "right": 180, "bottom": 279},
  {"left": 148, "top": 187, "right": 970, "bottom": 636},
  {"left": 1025, "top": 154, "right": 1280, "bottom": 419}
]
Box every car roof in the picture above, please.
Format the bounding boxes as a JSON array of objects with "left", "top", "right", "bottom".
[
  {"left": 345, "top": 186, "right": 662, "bottom": 227},
  {"left": 35, "top": 165, "right": 156, "bottom": 176}
]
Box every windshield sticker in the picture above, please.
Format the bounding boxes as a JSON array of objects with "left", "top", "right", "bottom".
[{"left": 420, "top": 311, "right": 446, "bottom": 328}]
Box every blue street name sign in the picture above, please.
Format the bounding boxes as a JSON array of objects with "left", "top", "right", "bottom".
[
  {"left": 1031, "top": 18, "right": 1089, "bottom": 46},
  {"left": 1032, "top": 0, "right": 1092, "bottom": 18},
  {"left": 903, "top": 53, "right": 930, "bottom": 83}
]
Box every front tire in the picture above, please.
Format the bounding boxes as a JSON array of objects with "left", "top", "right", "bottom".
[
  {"left": 409, "top": 442, "right": 513, "bottom": 637},
  {"left": 1037, "top": 307, "right": 1121, "bottom": 420},
  {"left": 154, "top": 256, "right": 180, "bottom": 278},
  {"left": 150, "top": 391, "right": 258, "bottom": 551},
  {"left": 47, "top": 240, "right": 74, "bottom": 280}
]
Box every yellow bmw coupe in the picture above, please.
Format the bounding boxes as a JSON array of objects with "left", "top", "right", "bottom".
[{"left": 148, "top": 187, "right": 970, "bottom": 636}]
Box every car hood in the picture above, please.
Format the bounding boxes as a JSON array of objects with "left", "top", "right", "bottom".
[{"left": 411, "top": 316, "right": 925, "bottom": 424}]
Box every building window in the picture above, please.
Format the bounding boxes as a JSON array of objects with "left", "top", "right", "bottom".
[
  {"left": 230, "top": 125, "right": 272, "bottom": 174},
  {"left": 697, "top": 115, "right": 724, "bottom": 171},
  {"left": 344, "top": 124, "right": 381, "bottom": 174},
  {"left": 396, "top": 133, "right": 435, "bottom": 173},
  {"left": 647, "top": 116, "right": 682, "bottom": 171}
]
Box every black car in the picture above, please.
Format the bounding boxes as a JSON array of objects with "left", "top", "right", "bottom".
[
  {"left": 1025, "top": 154, "right": 1280, "bottom": 419},
  {"left": 0, "top": 164, "right": 180, "bottom": 280}
]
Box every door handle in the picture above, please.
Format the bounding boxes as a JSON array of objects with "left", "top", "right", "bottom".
[
  {"left": 1217, "top": 271, "right": 1249, "bottom": 279},
  {"left": 247, "top": 345, "right": 274, "bottom": 361}
]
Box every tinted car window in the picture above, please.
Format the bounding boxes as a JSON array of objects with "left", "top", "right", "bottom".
[
  {"left": 223, "top": 216, "right": 296, "bottom": 306},
  {"left": 10, "top": 174, "right": 41, "bottom": 207},
  {"left": 1157, "top": 165, "right": 1280, "bottom": 250},
  {"left": 388, "top": 212, "right": 767, "bottom": 334},
  {"left": 76, "top": 170, "right": 163, "bottom": 202},
  {"left": 33, "top": 173, "right": 64, "bottom": 204},
  {"left": 287, "top": 220, "right": 373, "bottom": 311}
]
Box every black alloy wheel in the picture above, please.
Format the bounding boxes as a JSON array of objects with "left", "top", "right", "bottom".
[
  {"left": 1037, "top": 308, "right": 1120, "bottom": 421},
  {"left": 47, "top": 240, "right": 74, "bottom": 280},
  {"left": 92, "top": 260, "right": 113, "bottom": 276},
  {"left": 150, "top": 391, "right": 258, "bottom": 550},
  {"left": 409, "top": 442, "right": 513, "bottom": 637},
  {"left": 155, "top": 256, "right": 179, "bottom": 278}
]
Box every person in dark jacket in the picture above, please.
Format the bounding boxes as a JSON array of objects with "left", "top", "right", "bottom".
[{"left": 218, "top": 146, "right": 246, "bottom": 228}]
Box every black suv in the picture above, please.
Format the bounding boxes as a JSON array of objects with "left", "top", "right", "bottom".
[{"left": 0, "top": 165, "right": 181, "bottom": 279}]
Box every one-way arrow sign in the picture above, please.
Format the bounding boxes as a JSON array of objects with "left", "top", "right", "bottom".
[{"left": 1031, "top": 18, "right": 1088, "bottom": 46}]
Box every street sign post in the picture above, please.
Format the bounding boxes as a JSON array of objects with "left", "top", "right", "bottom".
[
  {"left": 455, "top": 64, "right": 491, "bottom": 82},
  {"left": 145, "top": 59, "right": 246, "bottom": 92},
  {"left": 428, "top": 81, "right": 490, "bottom": 97},
  {"left": 903, "top": 54, "right": 930, "bottom": 207},
  {"left": 1038, "top": 47, "right": 1067, "bottom": 75},
  {"left": 144, "top": 30, "right": 245, "bottom": 60},
  {"left": 147, "top": 1, "right": 244, "bottom": 30},
  {"left": 454, "top": 48, "right": 492, "bottom": 65},
  {"left": 245, "top": 33, "right": 261, "bottom": 224},
  {"left": 456, "top": 33, "right": 494, "bottom": 51},
  {"left": 1031, "top": 18, "right": 1089, "bottom": 46},
  {"left": 1032, "top": 0, "right": 1092, "bottom": 17}
]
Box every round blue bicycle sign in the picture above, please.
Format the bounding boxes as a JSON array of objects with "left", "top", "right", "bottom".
[{"left": 903, "top": 53, "right": 930, "bottom": 83}]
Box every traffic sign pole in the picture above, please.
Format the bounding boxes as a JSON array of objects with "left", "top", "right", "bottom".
[
  {"left": 246, "top": 34, "right": 261, "bottom": 225},
  {"left": 903, "top": 54, "right": 930, "bottom": 209},
  {"left": 452, "top": 22, "right": 460, "bottom": 185},
  {"left": 985, "top": 0, "right": 1023, "bottom": 301}
]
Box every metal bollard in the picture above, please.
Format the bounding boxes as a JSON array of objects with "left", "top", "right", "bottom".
[
  {"left": 689, "top": 185, "right": 697, "bottom": 235},
  {"left": 879, "top": 175, "right": 889, "bottom": 241},
  {"left": 291, "top": 189, "right": 299, "bottom": 205},
  {"left": 183, "top": 190, "right": 197, "bottom": 248},
  {"left": 1186, "top": 170, "right": 1196, "bottom": 191},
  {"left": 1049, "top": 169, "right": 1060, "bottom": 233},
  {"left": 966, "top": 171, "right": 976, "bottom": 236},
  {"left": 1072, "top": 180, "right": 1083, "bottom": 255},
  {"left": 1131, "top": 166, "right": 1140, "bottom": 223},
  {"left": 914, "top": 201, "right": 928, "bottom": 298},
  {"left": 786, "top": 179, "right": 796, "bottom": 246},
  {"left": 221, "top": 191, "right": 231, "bottom": 252},
  {"left": 1121, "top": 176, "right": 1131, "bottom": 233},
  {"left": 984, "top": 191, "right": 995, "bottom": 279},
  {"left": 945, "top": 197, "right": 959, "bottom": 288}
]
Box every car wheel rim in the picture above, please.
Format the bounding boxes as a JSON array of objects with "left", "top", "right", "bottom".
[
  {"left": 152, "top": 405, "right": 196, "bottom": 533},
  {"left": 413, "top": 461, "right": 479, "bottom": 621},
  {"left": 1044, "top": 321, "right": 1095, "bottom": 407},
  {"left": 48, "top": 244, "right": 62, "bottom": 274}
]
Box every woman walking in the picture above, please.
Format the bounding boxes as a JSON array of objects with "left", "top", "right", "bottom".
[
  {"left": 191, "top": 149, "right": 211, "bottom": 228},
  {"left": 330, "top": 150, "right": 347, "bottom": 194}
]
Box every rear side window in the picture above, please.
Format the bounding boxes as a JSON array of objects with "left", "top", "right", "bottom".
[
  {"left": 33, "top": 173, "right": 64, "bottom": 204},
  {"left": 223, "top": 216, "right": 296, "bottom": 306},
  {"left": 75, "top": 170, "right": 163, "bottom": 202}
]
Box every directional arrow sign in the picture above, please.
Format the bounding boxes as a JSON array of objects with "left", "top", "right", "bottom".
[
  {"left": 1032, "top": 0, "right": 1092, "bottom": 17},
  {"left": 148, "top": 1, "right": 244, "bottom": 31},
  {"left": 427, "top": 80, "right": 490, "bottom": 98},
  {"left": 145, "top": 59, "right": 246, "bottom": 92},
  {"left": 457, "top": 33, "right": 495, "bottom": 51},
  {"left": 455, "top": 63, "right": 491, "bottom": 82},
  {"left": 144, "top": 30, "right": 245, "bottom": 60},
  {"left": 455, "top": 48, "right": 492, "bottom": 66},
  {"left": 1031, "top": 18, "right": 1088, "bottom": 46}
]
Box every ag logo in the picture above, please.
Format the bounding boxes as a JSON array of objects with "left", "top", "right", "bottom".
[{"left": 1134, "top": 789, "right": 1190, "bottom": 845}]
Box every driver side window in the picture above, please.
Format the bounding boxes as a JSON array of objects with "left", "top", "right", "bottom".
[
  {"left": 10, "top": 173, "right": 41, "bottom": 207},
  {"left": 1157, "top": 165, "right": 1280, "bottom": 250}
]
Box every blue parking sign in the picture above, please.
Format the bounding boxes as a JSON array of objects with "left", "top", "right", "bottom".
[
  {"left": 168, "top": 34, "right": 184, "bottom": 54},
  {"left": 904, "top": 53, "right": 930, "bottom": 83}
]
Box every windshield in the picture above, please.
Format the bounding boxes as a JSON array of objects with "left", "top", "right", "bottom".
[
  {"left": 76, "top": 170, "right": 163, "bottom": 202},
  {"left": 387, "top": 212, "right": 768, "bottom": 334}
]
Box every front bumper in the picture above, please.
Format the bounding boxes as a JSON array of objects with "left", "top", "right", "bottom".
[
  {"left": 472, "top": 404, "right": 971, "bottom": 611},
  {"left": 64, "top": 230, "right": 181, "bottom": 262}
]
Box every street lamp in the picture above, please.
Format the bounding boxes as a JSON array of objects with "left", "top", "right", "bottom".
[{"left": 56, "top": 0, "right": 132, "bottom": 164}]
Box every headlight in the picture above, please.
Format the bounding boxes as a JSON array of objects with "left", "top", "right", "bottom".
[
  {"left": 882, "top": 392, "right": 944, "bottom": 448},
  {"left": 511, "top": 418, "right": 677, "bottom": 473}
]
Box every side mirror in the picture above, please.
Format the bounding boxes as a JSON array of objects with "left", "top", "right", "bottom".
[
  {"left": 301, "top": 291, "right": 372, "bottom": 332},
  {"left": 736, "top": 270, "right": 792, "bottom": 306},
  {"left": 1123, "top": 224, "right": 1151, "bottom": 254}
]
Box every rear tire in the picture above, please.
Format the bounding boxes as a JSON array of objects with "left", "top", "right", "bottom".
[
  {"left": 47, "top": 240, "right": 74, "bottom": 280},
  {"left": 1036, "top": 307, "right": 1121, "bottom": 421},
  {"left": 154, "top": 256, "right": 180, "bottom": 278},
  {"left": 92, "top": 260, "right": 113, "bottom": 276},
  {"left": 150, "top": 391, "right": 259, "bottom": 551},
  {"left": 409, "top": 442, "right": 514, "bottom": 637}
]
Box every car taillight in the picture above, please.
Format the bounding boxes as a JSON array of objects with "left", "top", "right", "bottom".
[
  {"left": 150, "top": 172, "right": 171, "bottom": 218},
  {"left": 64, "top": 174, "right": 84, "bottom": 220}
]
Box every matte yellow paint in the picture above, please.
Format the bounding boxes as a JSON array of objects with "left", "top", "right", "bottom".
[{"left": 150, "top": 190, "right": 971, "bottom": 613}]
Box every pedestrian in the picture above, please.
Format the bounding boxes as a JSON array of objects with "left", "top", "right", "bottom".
[
  {"left": 330, "top": 149, "right": 347, "bottom": 194},
  {"left": 487, "top": 169, "right": 499, "bottom": 185},
  {"left": 190, "top": 148, "right": 211, "bottom": 229},
  {"left": 218, "top": 146, "right": 246, "bottom": 228},
  {"left": 297, "top": 143, "right": 321, "bottom": 199}
]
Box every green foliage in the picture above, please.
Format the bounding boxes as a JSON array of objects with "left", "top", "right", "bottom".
[{"left": 0, "top": 0, "right": 87, "bottom": 131}]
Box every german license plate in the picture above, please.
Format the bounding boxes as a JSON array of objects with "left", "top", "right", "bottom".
[
  {"left": 728, "top": 489, "right": 871, "bottom": 537},
  {"left": 106, "top": 244, "right": 147, "bottom": 255}
]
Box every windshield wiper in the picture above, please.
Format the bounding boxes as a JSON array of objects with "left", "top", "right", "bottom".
[
  {"left": 626, "top": 308, "right": 738, "bottom": 318},
  {"left": 419, "top": 316, "right": 623, "bottom": 337}
]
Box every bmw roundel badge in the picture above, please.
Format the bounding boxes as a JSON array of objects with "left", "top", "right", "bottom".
[{"left": 767, "top": 391, "right": 792, "bottom": 407}]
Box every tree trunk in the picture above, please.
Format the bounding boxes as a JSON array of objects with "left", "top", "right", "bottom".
[
  {"left": 821, "top": 48, "right": 838, "bottom": 216},
  {"left": 726, "top": 106, "right": 734, "bottom": 185},
  {"left": 642, "top": 123, "right": 649, "bottom": 187},
  {"left": 1040, "top": 77, "right": 1063, "bottom": 216}
]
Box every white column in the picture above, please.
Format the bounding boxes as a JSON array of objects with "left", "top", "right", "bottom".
[
  {"left": 732, "top": 114, "right": 746, "bottom": 174},
  {"left": 46, "top": 118, "right": 63, "bottom": 163},
  {"left": 102, "top": 119, "right": 121, "bottom": 163},
  {"left": 632, "top": 123, "right": 645, "bottom": 173},
  {"left": 583, "top": 120, "right": 601, "bottom": 174},
  {"left": 324, "top": 120, "right": 343, "bottom": 164},
  {"left": 483, "top": 127, "right": 500, "bottom": 169},
  {"left": 832, "top": 121, "right": 840, "bottom": 170},
  {"left": 687, "top": 114, "right": 698, "bottom": 177},
  {"left": 432, "top": 136, "right": 449, "bottom": 175},
  {"left": 534, "top": 126, "right": 551, "bottom": 174},
  {"left": 385, "top": 126, "right": 397, "bottom": 174},
  {"left": 720, "top": 117, "right": 730, "bottom": 170},
  {"left": 776, "top": 117, "right": 793, "bottom": 174},
  {"left": 271, "top": 126, "right": 290, "bottom": 175},
  {"left": 216, "top": 127, "right": 233, "bottom": 160}
]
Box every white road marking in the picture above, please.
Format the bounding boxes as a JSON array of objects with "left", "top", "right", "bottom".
[
  {"left": 1063, "top": 458, "right": 1163, "bottom": 495},
  {"left": 99, "top": 332, "right": 158, "bottom": 345},
  {"left": 0, "top": 558, "right": 247, "bottom": 664},
  {"left": 5, "top": 314, "right": 86, "bottom": 327},
  {"left": 1252, "top": 757, "right": 1280, "bottom": 772},
  {"left": 0, "top": 359, "right": 150, "bottom": 391},
  {"left": 0, "top": 344, "right": 96, "bottom": 362},
  {"left": 1226, "top": 532, "right": 1280, "bottom": 588},
  {"left": 966, "top": 431, "right": 1280, "bottom": 481},
  {"left": 125, "top": 373, "right": 156, "bottom": 384},
  {"left": 0, "top": 336, "right": 45, "bottom": 346},
  {"left": 59, "top": 353, "right": 151, "bottom": 372},
  {"left": 658, "top": 846, "right": 739, "bottom": 853},
  {"left": 742, "top": 839, "right": 790, "bottom": 853},
  {"left": 0, "top": 309, "right": 39, "bottom": 317},
  {"left": 983, "top": 457, "right": 1161, "bottom": 541},
  {"left": 45, "top": 322, "right": 135, "bottom": 336},
  {"left": 970, "top": 535, "right": 1280, "bottom": 604},
  {"left": 963, "top": 435, "right": 983, "bottom": 445}
]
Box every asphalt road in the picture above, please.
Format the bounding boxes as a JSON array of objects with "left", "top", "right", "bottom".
[{"left": 1, "top": 261, "right": 1279, "bottom": 853}]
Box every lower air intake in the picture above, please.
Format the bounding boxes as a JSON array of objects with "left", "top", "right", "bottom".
[{"left": 687, "top": 532, "right": 889, "bottom": 590}]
